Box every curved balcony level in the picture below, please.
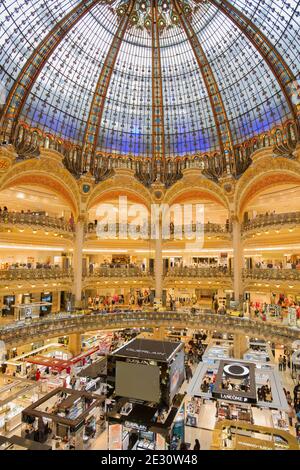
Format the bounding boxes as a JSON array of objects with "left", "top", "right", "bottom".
[
  {"left": 0, "top": 311, "right": 299, "bottom": 348},
  {"left": 166, "top": 267, "right": 232, "bottom": 278},
  {"left": 243, "top": 268, "right": 300, "bottom": 282},
  {"left": 86, "top": 267, "right": 153, "bottom": 278},
  {"left": 0, "top": 212, "right": 74, "bottom": 234},
  {"left": 86, "top": 222, "right": 230, "bottom": 239},
  {"left": 242, "top": 212, "right": 300, "bottom": 234},
  {"left": 0, "top": 268, "right": 73, "bottom": 282}
]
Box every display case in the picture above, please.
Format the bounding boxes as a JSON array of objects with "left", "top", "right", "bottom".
[{"left": 271, "top": 410, "right": 289, "bottom": 431}]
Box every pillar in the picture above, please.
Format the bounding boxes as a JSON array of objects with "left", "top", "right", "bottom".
[
  {"left": 51, "top": 291, "right": 61, "bottom": 313},
  {"left": 68, "top": 333, "right": 81, "bottom": 356},
  {"left": 73, "top": 217, "right": 85, "bottom": 308},
  {"left": 154, "top": 216, "right": 163, "bottom": 303},
  {"left": 232, "top": 216, "right": 244, "bottom": 305},
  {"left": 233, "top": 333, "right": 248, "bottom": 359},
  {"left": 152, "top": 327, "right": 166, "bottom": 340}
]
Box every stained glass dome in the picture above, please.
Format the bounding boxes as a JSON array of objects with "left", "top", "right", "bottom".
[{"left": 0, "top": 0, "right": 299, "bottom": 159}]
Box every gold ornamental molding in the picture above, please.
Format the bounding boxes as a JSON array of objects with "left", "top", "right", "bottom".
[
  {"left": 0, "top": 157, "right": 81, "bottom": 217},
  {"left": 86, "top": 173, "right": 154, "bottom": 211},
  {"left": 235, "top": 156, "right": 300, "bottom": 220},
  {"left": 164, "top": 171, "right": 230, "bottom": 211}
]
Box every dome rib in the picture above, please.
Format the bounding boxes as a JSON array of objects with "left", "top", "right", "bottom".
[
  {"left": 209, "top": 0, "right": 299, "bottom": 131},
  {"left": 0, "top": 0, "right": 102, "bottom": 143},
  {"left": 172, "top": 0, "right": 235, "bottom": 171},
  {"left": 82, "top": 0, "right": 136, "bottom": 171},
  {"left": 151, "top": 0, "right": 166, "bottom": 161}
]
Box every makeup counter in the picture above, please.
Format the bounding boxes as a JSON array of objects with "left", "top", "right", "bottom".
[
  {"left": 0, "top": 376, "right": 41, "bottom": 435},
  {"left": 185, "top": 357, "right": 290, "bottom": 435},
  {"left": 21, "top": 387, "right": 106, "bottom": 450}
]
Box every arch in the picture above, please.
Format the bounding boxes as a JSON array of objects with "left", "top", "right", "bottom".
[
  {"left": 235, "top": 156, "right": 300, "bottom": 220},
  {"left": 86, "top": 174, "right": 153, "bottom": 211},
  {"left": 164, "top": 173, "right": 230, "bottom": 211},
  {"left": 0, "top": 158, "right": 81, "bottom": 218}
]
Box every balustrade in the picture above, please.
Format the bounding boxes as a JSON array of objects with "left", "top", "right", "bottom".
[
  {"left": 166, "top": 266, "right": 231, "bottom": 278},
  {"left": 0, "top": 267, "right": 73, "bottom": 281},
  {"left": 243, "top": 268, "right": 300, "bottom": 281},
  {"left": 242, "top": 212, "right": 300, "bottom": 232},
  {"left": 0, "top": 311, "right": 299, "bottom": 347},
  {"left": 87, "top": 266, "right": 152, "bottom": 278},
  {"left": 0, "top": 211, "right": 74, "bottom": 233}
]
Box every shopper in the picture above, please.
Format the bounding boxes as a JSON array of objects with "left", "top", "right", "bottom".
[
  {"left": 179, "top": 442, "right": 189, "bottom": 450},
  {"left": 278, "top": 355, "right": 283, "bottom": 371},
  {"left": 193, "top": 439, "right": 201, "bottom": 450},
  {"left": 283, "top": 356, "right": 287, "bottom": 371},
  {"left": 288, "top": 404, "right": 295, "bottom": 426}
]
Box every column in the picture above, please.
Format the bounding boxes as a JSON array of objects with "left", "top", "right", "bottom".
[
  {"left": 154, "top": 216, "right": 163, "bottom": 303},
  {"left": 73, "top": 217, "right": 85, "bottom": 308},
  {"left": 68, "top": 333, "right": 81, "bottom": 356},
  {"left": 233, "top": 333, "right": 248, "bottom": 359},
  {"left": 232, "top": 216, "right": 244, "bottom": 305},
  {"left": 152, "top": 327, "right": 165, "bottom": 341}
]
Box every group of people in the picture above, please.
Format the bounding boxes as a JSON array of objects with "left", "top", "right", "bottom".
[
  {"left": 254, "top": 260, "right": 300, "bottom": 270},
  {"left": 257, "top": 384, "right": 272, "bottom": 402},
  {"left": 278, "top": 354, "right": 289, "bottom": 371}
]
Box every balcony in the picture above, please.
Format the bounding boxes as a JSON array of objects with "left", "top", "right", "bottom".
[
  {"left": 85, "top": 222, "right": 231, "bottom": 238},
  {"left": 242, "top": 212, "right": 300, "bottom": 233},
  {"left": 86, "top": 266, "right": 153, "bottom": 278},
  {"left": 166, "top": 266, "right": 232, "bottom": 278},
  {"left": 0, "top": 311, "right": 299, "bottom": 348},
  {"left": 0, "top": 267, "right": 73, "bottom": 282},
  {"left": 0, "top": 211, "right": 74, "bottom": 234},
  {"left": 243, "top": 268, "right": 300, "bottom": 281}
]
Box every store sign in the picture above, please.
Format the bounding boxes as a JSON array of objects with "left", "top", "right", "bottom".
[
  {"left": 212, "top": 360, "right": 257, "bottom": 404},
  {"left": 223, "top": 364, "right": 250, "bottom": 378},
  {"left": 124, "top": 421, "right": 147, "bottom": 432},
  {"left": 219, "top": 393, "right": 250, "bottom": 403}
]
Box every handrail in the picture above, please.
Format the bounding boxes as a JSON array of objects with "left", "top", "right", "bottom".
[
  {"left": 0, "top": 212, "right": 74, "bottom": 233},
  {"left": 87, "top": 267, "right": 153, "bottom": 278},
  {"left": 0, "top": 268, "right": 73, "bottom": 281},
  {"left": 167, "top": 266, "right": 231, "bottom": 278},
  {"left": 85, "top": 222, "right": 231, "bottom": 236},
  {"left": 242, "top": 212, "right": 300, "bottom": 232},
  {"left": 0, "top": 311, "right": 299, "bottom": 347},
  {"left": 243, "top": 268, "right": 300, "bottom": 281}
]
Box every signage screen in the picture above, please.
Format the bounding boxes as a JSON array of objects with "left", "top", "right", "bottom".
[{"left": 115, "top": 361, "right": 160, "bottom": 403}]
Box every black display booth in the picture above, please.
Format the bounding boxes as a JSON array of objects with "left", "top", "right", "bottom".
[{"left": 106, "top": 338, "right": 185, "bottom": 450}]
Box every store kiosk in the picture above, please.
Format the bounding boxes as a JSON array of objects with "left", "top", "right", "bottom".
[{"left": 106, "top": 338, "right": 185, "bottom": 450}]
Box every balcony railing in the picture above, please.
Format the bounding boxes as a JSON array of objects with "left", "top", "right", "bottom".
[
  {"left": 0, "top": 212, "right": 74, "bottom": 233},
  {"left": 0, "top": 268, "right": 73, "bottom": 281},
  {"left": 86, "top": 222, "right": 231, "bottom": 237},
  {"left": 166, "top": 266, "right": 232, "bottom": 278},
  {"left": 242, "top": 212, "right": 300, "bottom": 232},
  {"left": 243, "top": 268, "right": 300, "bottom": 281},
  {"left": 87, "top": 267, "right": 153, "bottom": 278},
  {"left": 1, "top": 311, "right": 299, "bottom": 348}
]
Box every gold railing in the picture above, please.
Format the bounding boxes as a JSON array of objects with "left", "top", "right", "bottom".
[
  {"left": 0, "top": 212, "right": 74, "bottom": 233},
  {"left": 167, "top": 266, "right": 232, "bottom": 278},
  {"left": 0, "top": 311, "right": 299, "bottom": 348},
  {"left": 86, "top": 222, "right": 230, "bottom": 238},
  {"left": 86, "top": 267, "right": 153, "bottom": 278},
  {"left": 242, "top": 212, "right": 300, "bottom": 232},
  {"left": 243, "top": 268, "right": 300, "bottom": 281},
  {"left": 0, "top": 268, "right": 73, "bottom": 281}
]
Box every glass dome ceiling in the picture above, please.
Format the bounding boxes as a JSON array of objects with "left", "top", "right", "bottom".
[{"left": 0, "top": 0, "right": 299, "bottom": 158}]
